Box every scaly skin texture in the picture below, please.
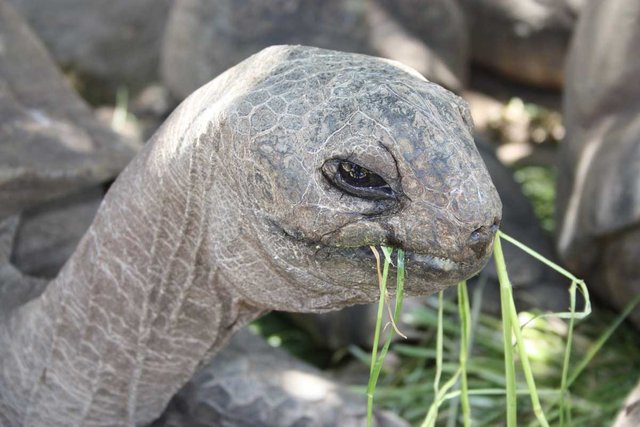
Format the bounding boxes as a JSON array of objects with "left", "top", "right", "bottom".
[{"left": 0, "top": 46, "right": 501, "bottom": 426}]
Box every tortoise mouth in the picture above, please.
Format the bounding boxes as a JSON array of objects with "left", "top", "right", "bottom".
[
  {"left": 309, "top": 242, "right": 488, "bottom": 298},
  {"left": 315, "top": 243, "right": 476, "bottom": 276},
  {"left": 266, "top": 217, "right": 490, "bottom": 286},
  {"left": 408, "top": 252, "right": 462, "bottom": 273}
]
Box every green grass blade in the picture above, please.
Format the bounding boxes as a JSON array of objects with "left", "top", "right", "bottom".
[
  {"left": 499, "top": 231, "right": 591, "bottom": 320},
  {"left": 559, "top": 281, "right": 577, "bottom": 425},
  {"left": 367, "top": 246, "right": 391, "bottom": 425},
  {"left": 421, "top": 368, "right": 463, "bottom": 427},
  {"left": 507, "top": 288, "right": 550, "bottom": 427},
  {"left": 395, "top": 249, "right": 405, "bottom": 322},
  {"left": 434, "top": 291, "right": 444, "bottom": 396},
  {"left": 498, "top": 232, "right": 578, "bottom": 282},
  {"left": 367, "top": 247, "right": 406, "bottom": 427},
  {"left": 493, "top": 235, "right": 518, "bottom": 427},
  {"left": 458, "top": 281, "right": 472, "bottom": 426},
  {"left": 567, "top": 292, "right": 640, "bottom": 387}
]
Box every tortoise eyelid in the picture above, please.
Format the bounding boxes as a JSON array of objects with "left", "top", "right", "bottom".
[{"left": 321, "top": 159, "right": 396, "bottom": 201}]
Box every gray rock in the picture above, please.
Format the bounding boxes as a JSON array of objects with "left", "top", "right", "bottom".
[
  {"left": 556, "top": 0, "right": 640, "bottom": 325},
  {"left": 462, "top": 0, "right": 586, "bottom": 89},
  {"left": 11, "top": 187, "right": 103, "bottom": 278},
  {"left": 8, "top": 0, "right": 173, "bottom": 95},
  {"left": 161, "top": 0, "right": 468, "bottom": 100},
  {"left": 0, "top": 216, "right": 48, "bottom": 313},
  {"left": 0, "top": 0, "right": 136, "bottom": 220},
  {"left": 153, "top": 329, "right": 408, "bottom": 427},
  {"left": 373, "top": 0, "right": 468, "bottom": 90}
]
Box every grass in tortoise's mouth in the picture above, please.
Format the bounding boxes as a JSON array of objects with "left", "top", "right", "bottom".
[{"left": 315, "top": 243, "right": 468, "bottom": 275}]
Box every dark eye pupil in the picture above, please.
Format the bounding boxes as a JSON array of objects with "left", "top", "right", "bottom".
[
  {"left": 339, "top": 162, "right": 386, "bottom": 187},
  {"left": 342, "top": 163, "right": 367, "bottom": 179}
]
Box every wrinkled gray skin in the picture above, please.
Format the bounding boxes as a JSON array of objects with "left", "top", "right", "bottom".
[
  {"left": 0, "top": 45, "right": 501, "bottom": 426},
  {"left": 555, "top": 0, "right": 640, "bottom": 327},
  {"left": 3, "top": 201, "right": 407, "bottom": 426}
]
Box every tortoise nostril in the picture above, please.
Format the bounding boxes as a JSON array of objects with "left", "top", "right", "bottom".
[
  {"left": 470, "top": 226, "right": 486, "bottom": 241},
  {"left": 490, "top": 223, "right": 499, "bottom": 234},
  {"left": 491, "top": 216, "right": 501, "bottom": 233},
  {"left": 468, "top": 218, "right": 499, "bottom": 259}
]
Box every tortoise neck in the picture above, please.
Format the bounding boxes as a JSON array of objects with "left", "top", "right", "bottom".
[{"left": 0, "top": 143, "right": 265, "bottom": 426}]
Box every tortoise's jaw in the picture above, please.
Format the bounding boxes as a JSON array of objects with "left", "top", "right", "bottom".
[
  {"left": 315, "top": 241, "right": 492, "bottom": 296},
  {"left": 409, "top": 252, "right": 460, "bottom": 273}
]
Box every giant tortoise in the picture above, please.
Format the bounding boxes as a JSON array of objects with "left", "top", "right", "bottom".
[{"left": 0, "top": 16, "right": 503, "bottom": 424}]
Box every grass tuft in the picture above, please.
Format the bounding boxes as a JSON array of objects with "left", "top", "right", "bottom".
[
  {"left": 367, "top": 246, "right": 407, "bottom": 426},
  {"left": 365, "top": 231, "right": 640, "bottom": 426}
]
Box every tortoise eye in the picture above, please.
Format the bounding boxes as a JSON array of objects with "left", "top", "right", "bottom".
[
  {"left": 338, "top": 162, "right": 388, "bottom": 188},
  {"left": 322, "top": 160, "right": 395, "bottom": 200}
]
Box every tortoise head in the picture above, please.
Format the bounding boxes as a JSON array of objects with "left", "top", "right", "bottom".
[{"left": 193, "top": 46, "right": 502, "bottom": 312}]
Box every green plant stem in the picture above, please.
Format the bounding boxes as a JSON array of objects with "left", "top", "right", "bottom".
[
  {"left": 559, "top": 281, "right": 577, "bottom": 426},
  {"left": 427, "top": 290, "right": 445, "bottom": 427},
  {"left": 498, "top": 232, "right": 578, "bottom": 282},
  {"left": 507, "top": 290, "right": 550, "bottom": 427},
  {"left": 367, "top": 247, "right": 405, "bottom": 427},
  {"left": 434, "top": 291, "right": 444, "bottom": 396},
  {"left": 493, "top": 235, "right": 517, "bottom": 427},
  {"left": 367, "top": 247, "right": 391, "bottom": 426},
  {"left": 394, "top": 249, "right": 406, "bottom": 325},
  {"left": 422, "top": 368, "right": 463, "bottom": 427},
  {"left": 458, "top": 282, "right": 472, "bottom": 426},
  {"left": 500, "top": 232, "right": 591, "bottom": 320}
]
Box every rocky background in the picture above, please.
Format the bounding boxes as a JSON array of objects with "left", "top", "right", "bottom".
[{"left": 3, "top": 0, "right": 639, "bottom": 425}]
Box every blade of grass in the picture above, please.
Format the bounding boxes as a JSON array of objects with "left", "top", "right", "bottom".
[
  {"left": 394, "top": 249, "right": 406, "bottom": 327},
  {"left": 567, "top": 291, "right": 640, "bottom": 387},
  {"left": 559, "top": 281, "right": 577, "bottom": 426},
  {"left": 498, "top": 232, "right": 578, "bottom": 282},
  {"left": 421, "top": 288, "right": 457, "bottom": 427},
  {"left": 507, "top": 287, "right": 550, "bottom": 427},
  {"left": 434, "top": 291, "right": 444, "bottom": 396},
  {"left": 421, "top": 367, "right": 463, "bottom": 427},
  {"left": 368, "top": 246, "right": 386, "bottom": 377},
  {"left": 499, "top": 231, "right": 591, "bottom": 320},
  {"left": 496, "top": 232, "right": 550, "bottom": 426},
  {"left": 384, "top": 247, "right": 407, "bottom": 338},
  {"left": 367, "top": 246, "right": 389, "bottom": 426},
  {"left": 447, "top": 273, "right": 487, "bottom": 427},
  {"left": 458, "top": 281, "right": 472, "bottom": 426},
  {"left": 367, "top": 247, "right": 406, "bottom": 427},
  {"left": 493, "top": 234, "right": 517, "bottom": 427}
]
